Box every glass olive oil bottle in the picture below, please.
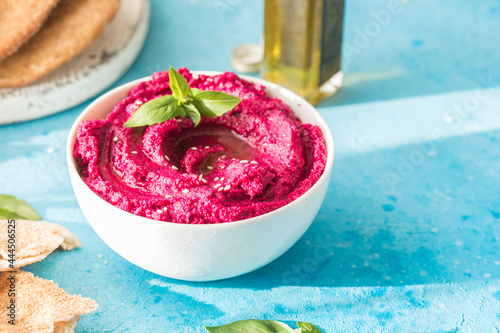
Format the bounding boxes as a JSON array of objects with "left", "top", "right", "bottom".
[{"left": 262, "top": 0, "right": 344, "bottom": 105}]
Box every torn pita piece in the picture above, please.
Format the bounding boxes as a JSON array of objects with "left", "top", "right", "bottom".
[
  {"left": 0, "top": 270, "right": 98, "bottom": 332},
  {"left": 0, "top": 219, "right": 82, "bottom": 271}
]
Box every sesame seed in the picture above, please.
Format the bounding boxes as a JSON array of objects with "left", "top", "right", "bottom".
[
  {"left": 98, "top": 254, "right": 103, "bottom": 260},
  {"left": 207, "top": 166, "right": 213, "bottom": 170},
  {"left": 165, "top": 195, "right": 172, "bottom": 198},
  {"left": 182, "top": 189, "right": 189, "bottom": 194},
  {"left": 214, "top": 177, "right": 219, "bottom": 181},
  {"left": 104, "top": 260, "right": 108, "bottom": 265},
  {"left": 220, "top": 177, "right": 225, "bottom": 181},
  {"left": 214, "top": 184, "right": 221, "bottom": 189},
  {"left": 224, "top": 185, "right": 231, "bottom": 191},
  {"left": 198, "top": 174, "right": 203, "bottom": 181},
  {"left": 113, "top": 137, "right": 118, "bottom": 142},
  {"left": 250, "top": 161, "right": 258, "bottom": 164},
  {"left": 135, "top": 100, "right": 143, "bottom": 105},
  {"left": 240, "top": 160, "right": 249, "bottom": 164},
  {"left": 232, "top": 158, "right": 236, "bottom": 160},
  {"left": 218, "top": 187, "right": 224, "bottom": 192},
  {"left": 131, "top": 151, "right": 138, "bottom": 154},
  {"left": 164, "top": 155, "right": 170, "bottom": 161},
  {"left": 157, "top": 209, "right": 163, "bottom": 214},
  {"left": 172, "top": 165, "right": 179, "bottom": 170},
  {"left": 220, "top": 166, "right": 225, "bottom": 169},
  {"left": 47, "top": 147, "right": 55, "bottom": 154},
  {"left": 191, "top": 147, "right": 198, "bottom": 150},
  {"left": 201, "top": 178, "right": 207, "bottom": 183},
  {"left": 205, "top": 146, "right": 210, "bottom": 149}
]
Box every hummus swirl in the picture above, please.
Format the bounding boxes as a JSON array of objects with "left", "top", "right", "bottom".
[{"left": 74, "top": 69, "right": 327, "bottom": 224}]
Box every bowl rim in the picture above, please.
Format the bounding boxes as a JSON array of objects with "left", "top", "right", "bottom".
[{"left": 66, "top": 70, "right": 334, "bottom": 229}]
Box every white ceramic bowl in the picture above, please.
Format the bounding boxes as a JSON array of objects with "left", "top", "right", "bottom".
[{"left": 66, "top": 72, "right": 334, "bottom": 282}]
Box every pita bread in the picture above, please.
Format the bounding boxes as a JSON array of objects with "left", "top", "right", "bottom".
[
  {"left": 0, "top": 219, "right": 81, "bottom": 271},
  {"left": 0, "top": 0, "right": 62, "bottom": 62},
  {"left": 0, "top": 271, "right": 98, "bottom": 332},
  {"left": 0, "top": 0, "right": 121, "bottom": 88}
]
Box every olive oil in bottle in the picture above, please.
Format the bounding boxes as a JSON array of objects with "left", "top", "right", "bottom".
[{"left": 262, "top": 0, "right": 344, "bottom": 105}]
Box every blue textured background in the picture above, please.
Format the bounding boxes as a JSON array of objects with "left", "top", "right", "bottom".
[{"left": 1, "top": 0, "right": 500, "bottom": 332}]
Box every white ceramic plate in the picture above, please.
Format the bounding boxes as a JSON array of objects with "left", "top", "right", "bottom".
[{"left": 0, "top": 0, "right": 150, "bottom": 125}]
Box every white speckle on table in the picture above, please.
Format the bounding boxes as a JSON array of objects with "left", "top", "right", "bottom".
[{"left": 484, "top": 273, "right": 491, "bottom": 278}]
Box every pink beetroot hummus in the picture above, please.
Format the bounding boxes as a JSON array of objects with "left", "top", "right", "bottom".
[{"left": 73, "top": 68, "right": 326, "bottom": 224}]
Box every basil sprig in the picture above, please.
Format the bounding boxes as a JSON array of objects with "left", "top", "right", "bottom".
[
  {"left": 0, "top": 194, "right": 42, "bottom": 220},
  {"left": 205, "top": 319, "right": 322, "bottom": 333},
  {"left": 124, "top": 67, "right": 241, "bottom": 127}
]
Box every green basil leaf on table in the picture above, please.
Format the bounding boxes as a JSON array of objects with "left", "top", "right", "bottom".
[
  {"left": 0, "top": 194, "right": 42, "bottom": 220},
  {"left": 205, "top": 319, "right": 295, "bottom": 333},
  {"left": 297, "top": 322, "right": 322, "bottom": 333}
]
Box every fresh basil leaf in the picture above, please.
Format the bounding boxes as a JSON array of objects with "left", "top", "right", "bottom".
[
  {"left": 0, "top": 208, "right": 29, "bottom": 220},
  {"left": 124, "top": 95, "right": 181, "bottom": 127},
  {"left": 191, "top": 88, "right": 241, "bottom": 116},
  {"left": 297, "top": 322, "right": 322, "bottom": 333},
  {"left": 183, "top": 104, "right": 201, "bottom": 127},
  {"left": 206, "top": 319, "right": 294, "bottom": 333},
  {"left": 191, "top": 98, "right": 218, "bottom": 118},
  {"left": 0, "top": 195, "right": 41, "bottom": 220},
  {"left": 169, "top": 66, "right": 190, "bottom": 100}
]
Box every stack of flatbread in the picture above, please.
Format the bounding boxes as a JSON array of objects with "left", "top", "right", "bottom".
[
  {"left": 0, "top": 220, "right": 98, "bottom": 332},
  {"left": 0, "top": 0, "right": 121, "bottom": 88}
]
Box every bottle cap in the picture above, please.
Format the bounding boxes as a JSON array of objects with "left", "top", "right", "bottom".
[{"left": 231, "top": 43, "right": 262, "bottom": 73}]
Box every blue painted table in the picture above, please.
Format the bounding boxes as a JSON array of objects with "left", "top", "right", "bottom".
[{"left": 1, "top": 0, "right": 500, "bottom": 332}]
